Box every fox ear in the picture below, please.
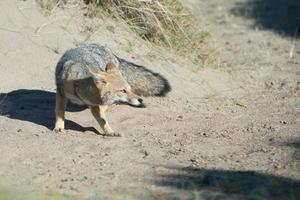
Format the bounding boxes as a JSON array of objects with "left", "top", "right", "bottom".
[
  {"left": 88, "top": 68, "right": 107, "bottom": 84},
  {"left": 105, "top": 62, "right": 117, "bottom": 73},
  {"left": 92, "top": 74, "right": 107, "bottom": 85}
]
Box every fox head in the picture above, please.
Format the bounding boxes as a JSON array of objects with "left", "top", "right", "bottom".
[{"left": 89, "top": 62, "right": 144, "bottom": 107}]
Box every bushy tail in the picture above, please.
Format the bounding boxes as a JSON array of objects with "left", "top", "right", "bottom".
[{"left": 117, "top": 58, "right": 171, "bottom": 97}]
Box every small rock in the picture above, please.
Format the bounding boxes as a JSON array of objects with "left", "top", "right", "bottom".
[
  {"left": 260, "top": 148, "right": 268, "bottom": 153},
  {"left": 268, "top": 126, "right": 275, "bottom": 131},
  {"left": 61, "top": 178, "right": 68, "bottom": 182},
  {"left": 69, "top": 186, "right": 79, "bottom": 192},
  {"left": 176, "top": 115, "right": 183, "bottom": 121},
  {"left": 106, "top": 25, "right": 116, "bottom": 33},
  {"left": 274, "top": 161, "right": 283, "bottom": 169},
  {"left": 142, "top": 150, "right": 149, "bottom": 158},
  {"left": 17, "top": 129, "right": 22, "bottom": 132}
]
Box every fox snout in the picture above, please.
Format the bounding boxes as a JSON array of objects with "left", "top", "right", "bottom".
[
  {"left": 100, "top": 89, "right": 145, "bottom": 107},
  {"left": 128, "top": 97, "right": 144, "bottom": 108}
]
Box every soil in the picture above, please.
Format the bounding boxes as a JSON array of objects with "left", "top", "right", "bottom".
[{"left": 0, "top": 0, "right": 299, "bottom": 199}]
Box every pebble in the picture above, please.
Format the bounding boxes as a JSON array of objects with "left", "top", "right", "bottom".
[
  {"left": 69, "top": 186, "right": 79, "bottom": 192},
  {"left": 141, "top": 150, "right": 149, "bottom": 158},
  {"left": 274, "top": 161, "right": 283, "bottom": 169},
  {"left": 260, "top": 148, "right": 268, "bottom": 153},
  {"left": 279, "top": 120, "right": 288, "bottom": 124},
  {"left": 61, "top": 178, "right": 68, "bottom": 182}
]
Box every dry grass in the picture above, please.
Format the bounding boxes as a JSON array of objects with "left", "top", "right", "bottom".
[
  {"left": 37, "top": 0, "right": 215, "bottom": 65},
  {"left": 85, "top": 0, "right": 215, "bottom": 64},
  {"left": 37, "top": 0, "right": 61, "bottom": 11}
]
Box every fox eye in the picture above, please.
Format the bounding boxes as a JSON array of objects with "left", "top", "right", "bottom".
[{"left": 121, "top": 89, "right": 127, "bottom": 93}]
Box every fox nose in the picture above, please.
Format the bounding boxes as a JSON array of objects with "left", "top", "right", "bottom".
[{"left": 138, "top": 98, "right": 143, "bottom": 103}]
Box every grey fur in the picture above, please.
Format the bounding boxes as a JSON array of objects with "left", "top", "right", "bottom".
[{"left": 55, "top": 44, "right": 171, "bottom": 96}]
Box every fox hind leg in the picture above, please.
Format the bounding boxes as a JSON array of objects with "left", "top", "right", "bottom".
[
  {"left": 54, "top": 87, "right": 67, "bottom": 133},
  {"left": 90, "top": 105, "right": 120, "bottom": 137}
]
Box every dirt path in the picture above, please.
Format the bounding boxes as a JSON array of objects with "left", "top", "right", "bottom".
[{"left": 0, "top": 0, "right": 299, "bottom": 199}]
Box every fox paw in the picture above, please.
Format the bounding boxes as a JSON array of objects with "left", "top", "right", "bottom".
[{"left": 53, "top": 128, "right": 66, "bottom": 133}]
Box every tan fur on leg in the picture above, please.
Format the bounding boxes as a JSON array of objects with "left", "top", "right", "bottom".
[
  {"left": 90, "top": 105, "right": 120, "bottom": 136},
  {"left": 54, "top": 88, "right": 67, "bottom": 133}
]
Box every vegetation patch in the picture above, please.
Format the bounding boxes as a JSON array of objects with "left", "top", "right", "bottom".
[
  {"left": 38, "top": 0, "right": 215, "bottom": 65},
  {"left": 37, "top": 0, "right": 62, "bottom": 11},
  {"left": 85, "top": 0, "right": 215, "bottom": 64}
]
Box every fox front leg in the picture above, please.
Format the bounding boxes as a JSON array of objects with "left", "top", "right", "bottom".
[
  {"left": 54, "top": 90, "right": 67, "bottom": 133},
  {"left": 90, "top": 105, "right": 120, "bottom": 137}
]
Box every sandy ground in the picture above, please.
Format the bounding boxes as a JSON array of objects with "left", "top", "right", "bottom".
[{"left": 0, "top": 0, "right": 299, "bottom": 199}]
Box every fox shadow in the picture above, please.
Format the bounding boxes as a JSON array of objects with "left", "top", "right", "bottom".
[
  {"left": 0, "top": 89, "right": 100, "bottom": 134},
  {"left": 230, "top": 0, "right": 300, "bottom": 38},
  {"left": 154, "top": 166, "right": 300, "bottom": 200}
]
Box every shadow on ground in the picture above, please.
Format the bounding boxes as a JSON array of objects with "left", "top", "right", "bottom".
[
  {"left": 154, "top": 166, "right": 300, "bottom": 200},
  {"left": 0, "top": 89, "right": 100, "bottom": 134},
  {"left": 285, "top": 139, "right": 300, "bottom": 149},
  {"left": 231, "top": 0, "right": 300, "bottom": 37}
]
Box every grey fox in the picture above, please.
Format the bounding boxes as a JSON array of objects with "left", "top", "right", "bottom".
[{"left": 54, "top": 43, "right": 171, "bottom": 136}]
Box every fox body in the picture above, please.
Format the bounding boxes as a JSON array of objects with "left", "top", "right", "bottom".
[{"left": 54, "top": 44, "right": 170, "bottom": 136}]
